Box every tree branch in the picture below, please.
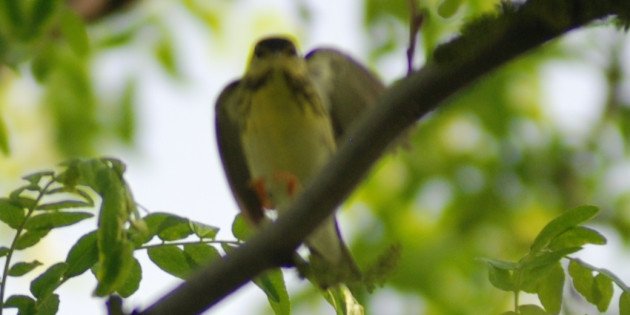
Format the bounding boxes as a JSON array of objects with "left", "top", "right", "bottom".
[{"left": 139, "top": 1, "right": 623, "bottom": 314}]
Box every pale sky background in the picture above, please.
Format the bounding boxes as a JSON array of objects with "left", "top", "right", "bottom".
[{"left": 1, "top": 0, "right": 630, "bottom": 314}]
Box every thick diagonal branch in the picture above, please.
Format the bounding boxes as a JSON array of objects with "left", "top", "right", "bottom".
[{"left": 139, "top": 1, "right": 623, "bottom": 314}]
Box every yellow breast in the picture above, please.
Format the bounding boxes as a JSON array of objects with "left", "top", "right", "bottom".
[{"left": 241, "top": 71, "right": 336, "bottom": 209}]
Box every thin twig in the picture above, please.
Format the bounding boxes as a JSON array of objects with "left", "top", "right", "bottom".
[{"left": 406, "top": 0, "right": 424, "bottom": 75}]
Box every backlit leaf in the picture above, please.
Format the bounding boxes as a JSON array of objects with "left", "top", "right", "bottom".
[
  {"left": 8, "top": 260, "right": 42, "bottom": 277},
  {"left": 487, "top": 264, "right": 514, "bottom": 291},
  {"left": 36, "top": 200, "right": 91, "bottom": 211},
  {"left": 64, "top": 231, "right": 98, "bottom": 278},
  {"left": 568, "top": 259, "right": 595, "bottom": 303},
  {"left": 30, "top": 263, "right": 68, "bottom": 298},
  {"left": 0, "top": 198, "right": 25, "bottom": 229},
  {"left": 25, "top": 211, "right": 93, "bottom": 230},
  {"left": 189, "top": 220, "right": 219, "bottom": 239},
  {"left": 147, "top": 245, "right": 191, "bottom": 279},
  {"left": 620, "top": 291, "right": 630, "bottom": 315},
  {"left": 548, "top": 226, "right": 606, "bottom": 250},
  {"left": 531, "top": 206, "right": 599, "bottom": 252},
  {"left": 116, "top": 257, "right": 142, "bottom": 298},
  {"left": 253, "top": 269, "right": 290, "bottom": 315},
  {"left": 3, "top": 295, "right": 36, "bottom": 314},
  {"left": 35, "top": 293, "right": 60, "bottom": 315},
  {"left": 537, "top": 262, "right": 564, "bottom": 314},
  {"left": 183, "top": 243, "right": 220, "bottom": 268},
  {"left": 15, "top": 229, "right": 49, "bottom": 249},
  {"left": 593, "top": 273, "right": 613, "bottom": 312}
]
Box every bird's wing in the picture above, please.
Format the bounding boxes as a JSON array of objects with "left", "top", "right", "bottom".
[
  {"left": 215, "top": 80, "right": 265, "bottom": 224},
  {"left": 305, "top": 48, "right": 385, "bottom": 145}
]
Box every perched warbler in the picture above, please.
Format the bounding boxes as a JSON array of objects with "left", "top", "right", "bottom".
[{"left": 215, "top": 36, "right": 383, "bottom": 286}]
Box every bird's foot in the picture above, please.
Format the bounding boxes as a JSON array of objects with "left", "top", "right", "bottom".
[{"left": 249, "top": 178, "right": 274, "bottom": 209}]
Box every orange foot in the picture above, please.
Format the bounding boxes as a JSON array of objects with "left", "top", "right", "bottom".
[
  {"left": 273, "top": 171, "right": 301, "bottom": 197},
  {"left": 250, "top": 178, "right": 273, "bottom": 209}
]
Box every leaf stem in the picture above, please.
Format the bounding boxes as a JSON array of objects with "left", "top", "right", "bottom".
[
  {"left": 0, "top": 176, "right": 57, "bottom": 314},
  {"left": 137, "top": 240, "right": 242, "bottom": 250}
]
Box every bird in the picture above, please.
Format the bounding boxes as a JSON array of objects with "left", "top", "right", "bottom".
[{"left": 215, "top": 36, "right": 384, "bottom": 287}]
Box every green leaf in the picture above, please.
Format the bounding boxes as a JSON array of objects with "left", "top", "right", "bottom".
[
  {"left": 537, "top": 262, "right": 564, "bottom": 314},
  {"left": 568, "top": 259, "right": 595, "bottom": 303},
  {"left": 22, "top": 171, "right": 54, "bottom": 185},
  {"left": 147, "top": 245, "right": 191, "bottom": 279},
  {"left": 31, "top": 47, "right": 55, "bottom": 82},
  {"left": 253, "top": 269, "right": 290, "bottom": 315},
  {"left": 221, "top": 242, "right": 238, "bottom": 253},
  {"left": 531, "top": 205, "right": 599, "bottom": 252},
  {"left": 520, "top": 260, "right": 562, "bottom": 294},
  {"left": 36, "top": 293, "right": 60, "bottom": 315},
  {"left": 8, "top": 260, "right": 43, "bottom": 277},
  {"left": 64, "top": 231, "right": 98, "bottom": 278},
  {"left": 189, "top": 220, "right": 219, "bottom": 239},
  {"left": 0, "top": 246, "right": 9, "bottom": 257},
  {"left": 91, "top": 161, "right": 136, "bottom": 297},
  {"left": 0, "top": 0, "right": 24, "bottom": 30},
  {"left": 0, "top": 113, "right": 9, "bottom": 154},
  {"left": 25, "top": 211, "right": 93, "bottom": 230},
  {"left": 487, "top": 263, "right": 514, "bottom": 291},
  {"left": 9, "top": 196, "right": 36, "bottom": 209},
  {"left": 183, "top": 243, "right": 221, "bottom": 268},
  {"left": 593, "top": 273, "right": 613, "bottom": 312},
  {"left": 59, "top": 9, "right": 89, "bottom": 56},
  {"left": 29, "top": 0, "right": 57, "bottom": 32},
  {"left": 116, "top": 257, "right": 142, "bottom": 298},
  {"left": 128, "top": 218, "right": 150, "bottom": 247},
  {"left": 3, "top": 295, "right": 36, "bottom": 314},
  {"left": 155, "top": 35, "right": 178, "bottom": 77},
  {"left": 518, "top": 304, "right": 549, "bottom": 315},
  {"left": 143, "top": 212, "right": 193, "bottom": 241},
  {"left": 94, "top": 239, "right": 134, "bottom": 297},
  {"left": 232, "top": 213, "right": 253, "bottom": 241},
  {"left": 15, "top": 229, "right": 50, "bottom": 249},
  {"left": 117, "top": 79, "right": 136, "bottom": 143},
  {"left": 30, "top": 263, "right": 68, "bottom": 299},
  {"left": 36, "top": 200, "right": 92, "bottom": 211},
  {"left": 548, "top": 226, "right": 607, "bottom": 250},
  {"left": 437, "top": 0, "right": 462, "bottom": 18},
  {"left": 0, "top": 198, "right": 25, "bottom": 229},
  {"left": 620, "top": 291, "right": 630, "bottom": 315},
  {"left": 520, "top": 247, "right": 581, "bottom": 270}
]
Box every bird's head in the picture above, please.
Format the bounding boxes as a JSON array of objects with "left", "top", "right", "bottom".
[{"left": 244, "top": 37, "right": 306, "bottom": 81}]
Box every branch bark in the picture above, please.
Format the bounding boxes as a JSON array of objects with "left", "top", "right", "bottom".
[{"left": 139, "top": 1, "right": 623, "bottom": 314}]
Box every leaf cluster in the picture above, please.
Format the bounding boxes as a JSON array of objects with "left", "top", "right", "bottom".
[
  {"left": 485, "top": 206, "right": 630, "bottom": 314},
  {"left": 0, "top": 158, "right": 230, "bottom": 314}
]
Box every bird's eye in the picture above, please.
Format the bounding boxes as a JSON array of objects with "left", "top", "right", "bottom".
[{"left": 254, "top": 48, "right": 265, "bottom": 58}]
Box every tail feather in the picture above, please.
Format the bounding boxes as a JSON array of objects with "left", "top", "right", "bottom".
[{"left": 306, "top": 216, "right": 361, "bottom": 287}]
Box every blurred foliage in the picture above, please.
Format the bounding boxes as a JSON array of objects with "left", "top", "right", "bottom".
[
  {"left": 0, "top": 0, "right": 629, "bottom": 314},
  {"left": 0, "top": 0, "right": 187, "bottom": 158},
  {"left": 344, "top": 0, "right": 630, "bottom": 314}
]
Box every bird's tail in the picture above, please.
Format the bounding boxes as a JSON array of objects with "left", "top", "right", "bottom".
[{"left": 305, "top": 216, "right": 361, "bottom": 288}]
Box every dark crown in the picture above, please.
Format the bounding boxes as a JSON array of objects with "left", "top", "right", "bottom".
[{"left": 253, "top": 37, "right": 297, "bottom": 58}]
